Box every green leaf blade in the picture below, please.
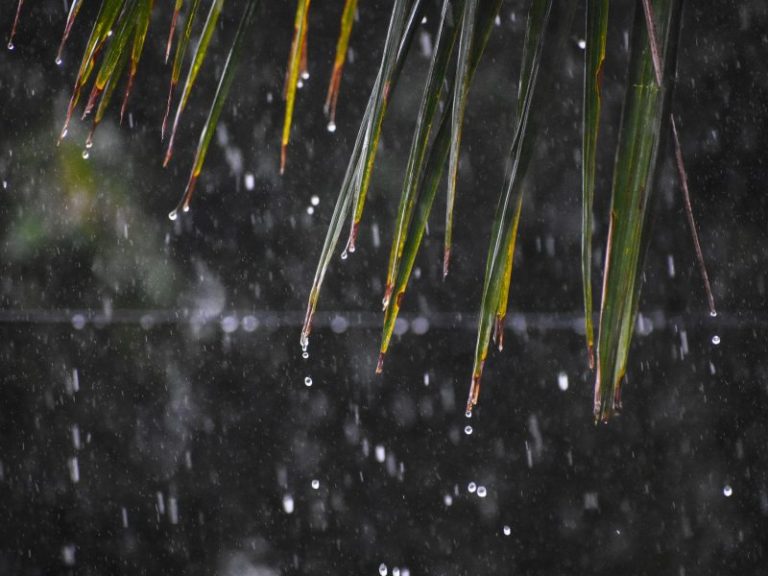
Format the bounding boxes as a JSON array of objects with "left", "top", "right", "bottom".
[{"left": 581, "top": 0, "right": 609, "bottom": 369}]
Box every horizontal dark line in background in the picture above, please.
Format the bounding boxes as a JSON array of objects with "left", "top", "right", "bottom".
[{"left": 0, "top": 308, "right": 736, "bottom": 334}]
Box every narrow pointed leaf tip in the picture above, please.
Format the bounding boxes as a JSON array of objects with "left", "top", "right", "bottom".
[
  {"left": 324, "top": 0, "right": 358, "bottom": 127},
  {"left": 281, "top": 0, "right": 312, "bottom": 175},
  {"left": 444, "top": 0, "right": 479, "bottom": 279}
]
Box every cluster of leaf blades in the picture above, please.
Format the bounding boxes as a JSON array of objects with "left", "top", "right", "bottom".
[
  {"left": 8, "top": 0, "right": 716, "bottom": 421},
  {"left": 304, "top": 0, "right": 714, "bottom": 422}
]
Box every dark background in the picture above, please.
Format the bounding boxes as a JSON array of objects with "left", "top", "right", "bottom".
[{"left": 1, "top": 1, "right": 767, "bottom": 574}]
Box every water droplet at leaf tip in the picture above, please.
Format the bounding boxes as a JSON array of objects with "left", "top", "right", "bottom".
[{"left": 168, "top": 210, "right": 178, "bottom": 221}]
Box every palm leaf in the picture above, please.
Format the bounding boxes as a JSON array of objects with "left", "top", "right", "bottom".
[
  {"left": 382, "top": 0, "right": 462, "bottom": 315},
  {"left": 345, "top": 0, "right": 414, "bottom": 258},
  {"left": 166, "top": 0, "right": 184, "bottom": 63},
  {"left": 324, "top": 0, "right": 358, "bottom": 129},
  {"left": 56, "top": 0, "right": 86, "bottom": 64},
  {"left": 641, "top": 0, "right": 716, "bottom": 318},
  {"left": 280, "top": 0, "right": 312, "bottom": 175},
  {"left": 168, "top": 0, "right": 261, "bottom": 219},
  {"left": 594, "top": 0, "right": 683, "bottom": 422},
  {"left": 60, "top": 0, "right": 125, "bottom": 141},
  {"left": 300, "top": 0, "right": 427, "bottom": 351},
  {"left": 120, "top": 0, "right": 155, "bottom": 122},
  {"left": 162, "top": 0, "right": 203, "bottom": 139},
  {"left": 163, "top": 0, "right": 225, "bottom": 167},
  {"left": 378, "top": 0, "right": 503, "bottom": 368},
  {"left": 8, "top": 0, "right": 24, "bottom": 50},
  {"left": 82, "top": 0, "right": 140, "bottom": 121},
  {"left": 467, "top": 0, "right": 553, "bottom": 415},
  {"left": 87, "top": 40, "right": 132, "bottom": 146},
  {"left": 581, "top": 0, "right": 609, "bottom": 369},
  {"left": 443, "top": 0, "right": 478, "bottom": 278}
]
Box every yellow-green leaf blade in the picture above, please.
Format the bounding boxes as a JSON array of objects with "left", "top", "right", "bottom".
[
  {"left": 280, "top": 0, "right": 312, "bottom": 175},
  {"left": 324, "top": 0, "right": 358, "bottom": 127}
]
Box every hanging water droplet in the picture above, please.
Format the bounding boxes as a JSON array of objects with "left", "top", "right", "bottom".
[
  {"left": 477, "top": 486, "right": 487, "bottom": 498},
  {"left": 311, "top": 195, "right": 320, "bottom": 206},
  {"left": 7, "top": 42, "right": 15, "bottom": 51},
  {"left": 379, "top": 563, "right": 388, "bottom": 576},
  {"left": 55, "top": 56, "right": 63, "bottom": 66},
  {"left": 327, "top": 121, "right": 337, "bottom": 133},
  {"left": 302, "top": 351, "right": 309, "bottom": 359},
  {"left": 467, "top": 482, "right": 477, "bottom": 493},
  {"left": 503, "top": 525, "right": 511, "bottom": 536},
  {"left": 304, "top": 376, "right": 312, "bottom": 387},
  {"left": 464, "top": 425, "right": 473, "bottom": 435},
  {"left": 557, "top": 371, "right": 569, "bottom": 391},
  {"left": 443, "top": 494, "right": 453, "bottom": 506},
  {"left": 723, "top": 484, "right": 733, "bottom": 497},
  {"left": 311, "top": 479, "right": 320, "bottom": 490},
  {"left": 301, "top": 71, "right": 310, "bottom": 81},
  {"left": 85, "top": 138, "right": 93, "bottom": 149},
  {"left": 465, "top": 410, "right": 472, "bottom": 419},
  {"left": 282, "top": 494, "right": 294, "bottom": 514},
  {"left": 710, "top": 310, "right": 718, "bottom": 318},
  {"left": 81, "top": 150, "right": 89, "bottom": 159},
  {"left": 577, "top": 39, "right": 586, "bottom": 50},
  {"left": 712, "top": 335, "right": 721, "bottom": 345},
  {"left": 168, "top": 210, "right": 178, "bottom": 221}
]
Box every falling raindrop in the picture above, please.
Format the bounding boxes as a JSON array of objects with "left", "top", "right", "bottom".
[
  {"left": 464, "top": 425, "right": 473, "bottom": 435},
  {"left": 467, "top": 482, "right": 477, "bottom": 494},
  {"left": 282, "top": 494, "right": 295, "bottom": 514},
  {"left": 304, "top": 376, "right": 313, "bottom": 387},
  {"left": 503, "top": 525, "right": 511, "bottom": 536},
  {"left": 723, "top": 485, "right": 733, "bottom": 497},
  {"left": 712, "top": 335, "right": 721, "bottom": 345},
  {"left": 557, "top": 371, "right": 569, "bottom": 391},
  {"left": 311, "top": 479, "right": 320, "bottom": 490},
  {"left": 477, "top": 486, "right": 487, "bottom": 498}
]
